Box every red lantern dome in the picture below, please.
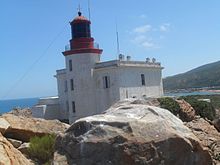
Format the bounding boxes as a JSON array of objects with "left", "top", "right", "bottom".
[
  {"left": 72, "top": 11, "right": 90, "bottom": 23},
  {"left": 63, "top": 12, "right": 103, "bottom": 56}
]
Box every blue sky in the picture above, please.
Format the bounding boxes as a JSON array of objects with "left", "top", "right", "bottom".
[{"left": 1, "top": 0, "right": 220, "bottom": 99}]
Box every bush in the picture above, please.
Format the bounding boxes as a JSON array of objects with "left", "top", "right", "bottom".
[
  {"left": 158, "top": 97, "right": 180, "bottom": 115},
  {"left": 28, "top": 134, "right": 56, "bottom": 164},
  {"left": 179, "top": 96, "right": 216, "bottom": 120}
]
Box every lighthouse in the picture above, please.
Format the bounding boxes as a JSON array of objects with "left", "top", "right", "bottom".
[
  {"left": 32, "top": 10, "right": 163, "bottom": 123},
  {"left": 60, "top": 11, "right": 103, "bottom": 123}
]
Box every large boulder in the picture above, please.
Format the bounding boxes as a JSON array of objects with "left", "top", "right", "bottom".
[
  {"left": 0, "top": 114, "right": 70, "bottom": 142},
  {"left": 0, "top": 133, "right": 33, "bottom": 165},
  {"left": 186, "top": 117, "right": 220, "bottom": 164},
  {"left": 0, "top": 118, "right": 10, "bottom": 134},
  {"left": 212, "top": 118, "right": 220, "bottom": 132},
  {"left": 176, "top": 99, "right": 196, "bottom": 122},
  {"left": 54, "top": 100, "right": 212, "bottom": 165}
]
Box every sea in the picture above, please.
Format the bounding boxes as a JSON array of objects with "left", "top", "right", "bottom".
[
  {"left": 0, "top": 91, "right": 220, "bottom": 115},
  {"left": 0, "top": 98, "right": 39, "bottom": 115},
  {"left": 165, "top": 91, "right": 220, "bottom": 97}
]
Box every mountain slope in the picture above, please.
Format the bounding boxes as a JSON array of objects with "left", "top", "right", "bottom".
[{"left": 163, "top": 61, "right": 220, "bottom": 90}]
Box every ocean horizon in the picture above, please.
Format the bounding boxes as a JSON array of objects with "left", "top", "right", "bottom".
[
  {"left": 0, "top": 97, "right": 39, "bottom": 115},
  {"left": 0, "top": 91, "right": 219, "bottom": 115}
]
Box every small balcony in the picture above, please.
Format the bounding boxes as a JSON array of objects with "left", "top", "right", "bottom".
[
  {"left": 65, "top": 44, "right": 71, "bottom": 51},
  {"left": 65, "top": 42, "right": 100, "bottom": 51}
]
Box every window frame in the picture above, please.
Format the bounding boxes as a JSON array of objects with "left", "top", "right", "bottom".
[
  {"left": 72, "top": 101, "right": 76, "bottom": 113},
  {"left": 64, "top": 80, "right": 68, "bottom": 92},
  {"left": 103, "top": 76, "right": 110, "bottom": 89},
  {"left": 70, "top": 79, "right": 74, "bottom": 91},
  {"left": 69, "top": 59, "right": 72, "bottom": 72},
  {"left": 141, "top": 74, "right": 146, "bottom": 86}
]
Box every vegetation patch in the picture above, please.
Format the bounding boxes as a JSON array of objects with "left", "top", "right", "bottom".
[
  {"left": 28, "top": 134, "right": 56, "bottom": 164},
  {"left": 158, "top": 97, "right": 180, "bottom": 115},
  {"left": 179, "top": 96, "right": 216, "bottom": 120},
  {"left": 183, "top": 95, "right": 220, "bottom": 110},
  {"left": 163, "top": 61, "right": 220, "bottom": 90}
]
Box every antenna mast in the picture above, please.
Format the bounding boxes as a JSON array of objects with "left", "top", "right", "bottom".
[
  {"left": 77, "top": 3, "right": 82, "bottom": 15},
  {"left": 88, "top": 0, "right": 91, "bottom": 20},
  {"left": 116, "top": 20, "right": 120, "bottom": 58}
]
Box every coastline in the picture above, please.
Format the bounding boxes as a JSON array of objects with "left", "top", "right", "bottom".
[
  {"left": 165, "top": 86, "right": 220, "bottom": 96},
  {"left": 0, "top": 98, "right": 38, "bottom": 115}
]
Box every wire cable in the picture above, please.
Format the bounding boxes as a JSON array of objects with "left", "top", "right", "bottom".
[{"left": 1, "top": 24, "right": 68, "bottom": 100}]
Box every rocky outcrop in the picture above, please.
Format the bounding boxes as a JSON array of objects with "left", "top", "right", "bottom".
[
  {"left": 213, "top": 118, "right": 220, "bottom": 132},
  {"left": 54, "top": 100, "right": 212, "bottom": 165},
  {"left": 6, "top": 108, "right": 32, "bottom": 118},
  {"left": 0, "top": 118, "right": 10, "bottom": 134},
  {"left": 18, "top": 142, "right": 30, "bottom": 156},
  {"left": 0, "top": 133, "right": 33, "bottom": 165},
  {"left": 176, "top": 99, "right": 196, "bottom": 122},
  {"left": 7, "top": 138, "right": 22, "bottom": 148},
  {"left": 186, "top": 117, "right": 220, "bottom": 164},
  {"left": 0, "top": 114, "right": 69, "bottom": 142}
]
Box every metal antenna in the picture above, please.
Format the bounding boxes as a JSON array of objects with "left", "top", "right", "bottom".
[
  {"left": 77, "top": 4, "right": 82, "bottom": 16},
  {"left": 78, "top": 4, "right": 81, "bottom": 12},
  {"left": 116, "top": 19, "right": 120, "bottom": 58},
  {"left": 88, "top": 0, "right": 91, "bottom": 20}
]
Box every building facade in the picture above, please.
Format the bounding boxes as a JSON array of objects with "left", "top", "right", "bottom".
[
  {"left": 55, "top": 11, "right": 164, "bottom": 123},
  {"left": 32, "top": 11, "right": 164, "bottom": 123}
]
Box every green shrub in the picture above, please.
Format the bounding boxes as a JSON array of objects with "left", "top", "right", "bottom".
[
  {"left": 158, "top": 97, "right": 180, "bottom": 115},
  {"left": 28, "top": 134, "right": 56, "bottom": 164},
  {"left": 179, "top": 96, "right": 216, "bottom": 120}
]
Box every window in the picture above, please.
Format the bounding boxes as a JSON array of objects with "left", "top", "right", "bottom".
[
  {"left": 126, "top": 90, "right": 128, "bottom": 98},
  {"left": 70, "top": 79, "right": 74, "bottom": 91},
  {"left": 72, "top": 23, "right": 91, "bottom": 38},
  {"left": 103, "top": 76, "right": 110, "bottom": 89},
  {"left": 66, "top": 101, "right": 69, "bottom": 112},
  {"left": 69, "top": 60, "right": 72, "bottom": 71},
  {"left": 64, "top": 80, "right": 68, "bottom": 92},
  {"left": 141, "top": 74, "right": 146, "bottom": 86},
  {"left": 72, "top": 101, "right": 76, "bottom": 113}
]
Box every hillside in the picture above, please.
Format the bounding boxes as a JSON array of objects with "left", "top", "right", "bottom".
[{"left": 163, "top": 61, "right": 220, "bottom": 90}]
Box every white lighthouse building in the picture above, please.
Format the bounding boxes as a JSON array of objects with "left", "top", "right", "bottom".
[{"left": 32, "top": 11, "right": 164, "bottom": 124}]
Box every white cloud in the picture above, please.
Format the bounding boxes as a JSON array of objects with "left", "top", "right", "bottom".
[
  {"left": 160, "top": 23, "right": 170, "bottom": 32},
  {"left": 133, "top": 25, "right": 152, "bottom": 33},
  {"left": 130, "top": 22, "right": 171, "bottom": 49},
  {"left": 132, "top": 35, "right": 147, "bottom": 43},
  {"left": 141, "top": 41, "right": 156, "bottom": 49},
  {"left": 139, "top": 14, "right": 147, "bottom": 19},
  {"left": 131, "top": 35, "right": 157, "bottom": 49}
]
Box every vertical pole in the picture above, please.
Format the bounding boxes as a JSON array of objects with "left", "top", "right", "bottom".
[
  {"left": 116, "top": 19, "right": 120, "bottom": 59},
  {"left": 88, "top": 0, "right": 91, "bottom": 20}
]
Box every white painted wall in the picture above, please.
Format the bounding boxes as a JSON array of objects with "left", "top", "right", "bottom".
[
  {"left": 32, "top": 105, "right": 46, "bottom": 118},
  {"left": 55, "top": 54, "right": 163, "bottom": 124},
  {"left": 94, "top": 67, "right": 120, "bottom": 114},
  {"left": 43, "top": 104, "right": 61, "bottom": 120},
  {"left": 93, "top": 65, "right": 163, "bottom": 114},
  {"left": 116, "top": 66, "right": 163, "bottom": 100},
  {"left": 31, "top": 97, "right": 61, "bottom": 120},
  {"left": 56, "top": 69, "right": 69, "bottom": 120},
  {"left": 64, "top": 53, "right": 101, "bottom": 123}
]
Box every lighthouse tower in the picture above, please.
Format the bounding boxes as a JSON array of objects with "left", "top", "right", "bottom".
[
  {"left": 62, "top": 11, "right": 103, "bottom": 123},
  {"left": 32, "top": 7, "right": 163, "bottom": 123},
  {"left": 52, "top": 10, "right": 163, "bottom": 124}
]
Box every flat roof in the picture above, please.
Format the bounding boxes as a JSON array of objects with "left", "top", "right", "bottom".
[{"left": 94, "top": 60, "right": 163, "bottom": 69}]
